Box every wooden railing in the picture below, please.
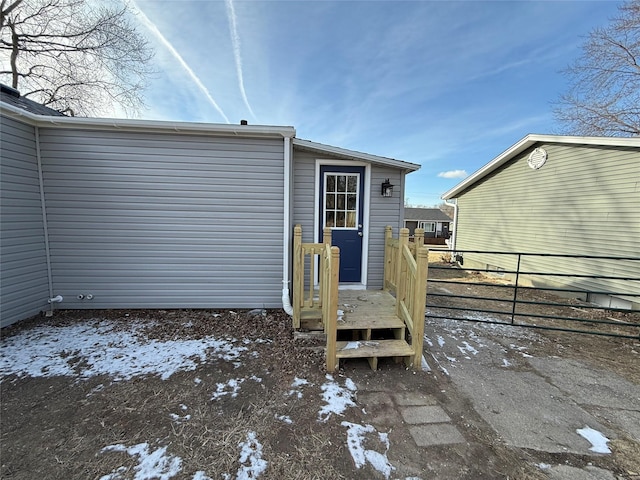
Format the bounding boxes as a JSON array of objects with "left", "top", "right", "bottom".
[
  {"left": 384, "top": 227, "right": 428, "bottom": 367},
  {"left": 292, "top": 225, "right": 332, "bottom": 328},
  {"left": 322, "top": 243, "right": 340, "bottom": 371}
]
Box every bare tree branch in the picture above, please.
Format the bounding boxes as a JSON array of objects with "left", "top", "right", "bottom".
[
  {"left": 554, "top": 0, "right": 640, "bottom": 137},
  {"left": 0, "top": 0, "right": 155, "bottom": 116}
]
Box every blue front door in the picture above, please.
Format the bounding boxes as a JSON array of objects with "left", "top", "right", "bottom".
[{"left": 320, "top": 166, "right": 365, "bottom": 283}]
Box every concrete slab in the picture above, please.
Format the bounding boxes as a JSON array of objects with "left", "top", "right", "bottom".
[
  {"left": 394, "top": 392, "right": 438, "bottom": 406},
  {"left": 400, "top": 405, "right": 451, "bottom": 425},
  {"left": 358, "top": 391, "right": 394, "bottom": 407},
  {"left": 448, "top": 366, "right": 610, "bottom": 454},
  {"left": 409, "top": 424, "right": 466, "bottom": 447},
  {"left": 359, "top": 391, "right": 403, "bottom": 427},
  {"left": 590, "top": 407, "right": 640, "bottom": 441},
  {"left": 528, "top": 357, "right": 640, "bottom": 411}
]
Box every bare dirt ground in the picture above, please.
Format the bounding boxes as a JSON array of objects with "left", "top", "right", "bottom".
[{"left": 1, "top": 263, "right": 639, "bottom": 480}]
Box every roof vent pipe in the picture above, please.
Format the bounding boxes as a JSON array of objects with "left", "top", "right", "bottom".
[{"left": 240, "top": 119, "right": 248, "bottom": 125}]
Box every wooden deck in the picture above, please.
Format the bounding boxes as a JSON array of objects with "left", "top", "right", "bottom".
[
  {"left": 300, "top": 290, "right": 402, "bottom": 329},
  {"left": 293, "top": 225, "right": 428, "bottom": 371},
  {"left": 300, "top": 289, "right": 414, "bottom": 370}
]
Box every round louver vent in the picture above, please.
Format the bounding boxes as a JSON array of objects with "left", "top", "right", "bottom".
[{"left": 528, "top": 147, "right": 547, "bottom": 170}]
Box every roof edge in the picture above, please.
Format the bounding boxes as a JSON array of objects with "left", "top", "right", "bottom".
[
  {"left": 293, "top": 137, "right": 420, "bottom": 171},
  {"left": 441, "top": 134, "right": 640, "bottom": 199},
  {"left": 0, "top": 101, "right": 296, "bottom": 138}
]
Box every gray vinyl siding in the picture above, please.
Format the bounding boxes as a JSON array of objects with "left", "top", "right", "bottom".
[
  {"left": 292, "top": 150, "right": 316, "bottom": 244},
  {"left": 38, "top": 128, "right": 285, "bottom": 309},
  {"left": 291, "top": 149, "right": 405, "bottom": 288},
  {"left": 0, "top": 116, "right": 49, "bottom": 326},
  {"left": 367, "top": 166, "right": 403, "bottom": 288},
  {"left": 455, "top": 143, "right": 640, "bottom": 304}
]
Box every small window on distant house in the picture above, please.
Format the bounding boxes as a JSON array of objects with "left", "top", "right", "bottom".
[{"left": 418, "top": 221, "right": 436, "bottom": 232}]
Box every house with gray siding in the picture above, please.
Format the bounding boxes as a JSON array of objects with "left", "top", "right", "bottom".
[
  {"left": 403, "top": 207, "right": 452, "bottom": 242},
  {"left": 0, "top": 88, "right": 419, "bottom": 327},
  {"left": 442, "top": 134, "right": 640, "bottom": 310}
]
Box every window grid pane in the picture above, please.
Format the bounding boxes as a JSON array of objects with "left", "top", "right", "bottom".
[{"left": 324, "top": 173, "right": 359, "bottom": 229}]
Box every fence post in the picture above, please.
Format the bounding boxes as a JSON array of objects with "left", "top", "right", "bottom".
[
  {"left": 325, "top": 246, "right": 340, "bottom": 372},
  {"left": 411, "top": 246, "right": 429, "bottom": 367},
  {"left": 414, "top": 228, "right": 425, "bottom": 252},
  {"left": 383, "top": 226, "right": 393, "bottom": 291},
  {"left": 396, "top": 228, "right": 409, "bottom": 317},
  {"left": 293, "top": 225, "right": 302, "bottom": 328}
]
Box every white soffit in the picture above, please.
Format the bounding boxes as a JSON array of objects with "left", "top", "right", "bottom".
[{"left": 293, "top": 138, "right": 420, "bottom": 172}]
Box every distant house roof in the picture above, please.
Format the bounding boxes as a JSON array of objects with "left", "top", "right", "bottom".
[
  {"left": 404, "top": 208, "right": 452, "bottom": 222},
  {"left": 293, "top": 138, "right": 420, "bottom": 172},
  {"left": 0, "top": 84, "right": 66, "bottom": 117},
  {"left": 442, "top": 134, "right": 640, "bottom": 200}
]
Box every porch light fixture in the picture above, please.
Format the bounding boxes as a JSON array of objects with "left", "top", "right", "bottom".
[{"left": 381, "top": 179, "right": 394, "bottom": 197}]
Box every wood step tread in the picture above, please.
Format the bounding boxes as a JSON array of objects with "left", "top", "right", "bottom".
[
  {"left": 335, "top": 339, "right": 414, "bottom": 359},
  {"left": 337, "top": 315, "right": 405, "bottom": 330}
]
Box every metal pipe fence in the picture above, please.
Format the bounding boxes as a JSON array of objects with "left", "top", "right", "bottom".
[{"left": 426, "top": 250, "right": 640, "bottom": 339}]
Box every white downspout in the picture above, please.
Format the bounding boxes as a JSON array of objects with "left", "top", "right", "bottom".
[
  {"left": 35, "top": 126, "right": 59, "bottom": 314},
  {"left": 444, "top": 198, "right": 458, "bottom": 251},
  {"left": 282, "top": 135, "right": 294, "bottom": 315}
]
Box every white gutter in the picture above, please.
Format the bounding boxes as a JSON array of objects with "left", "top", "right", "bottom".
[
  {"left": 0, "top": 102, "right": 295, "bottom": 138},
  {"left": 444, "top": 199, "right": 458, "bottom": 251},
  {"left": 282, "top": 135, "right": 294, "bottom": 316}
]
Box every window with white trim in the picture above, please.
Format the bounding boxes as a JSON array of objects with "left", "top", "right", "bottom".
[{"left": 418, "top": 221, "right": 436, "bottom": 233}]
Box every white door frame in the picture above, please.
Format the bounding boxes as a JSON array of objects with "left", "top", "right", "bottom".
[{"left": 314, "top": 159, "right": 370, "bottom": 288}]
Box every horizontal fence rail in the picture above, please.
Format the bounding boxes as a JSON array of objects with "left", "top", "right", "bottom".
[{"left": 426, "top": 250, "right": 640, "bottom": 339}]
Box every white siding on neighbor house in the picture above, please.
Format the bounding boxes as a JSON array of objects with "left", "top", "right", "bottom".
[
  {"left": 38, "top": 128, "right": 285, "bottom": 309},
  {"left": 455, "top": 142, "right": 640, "bottom": 304},
  {"left": 0, "top": 116, "right": 49, "bottom": 326},
  {"left": 291, "top": 149, "right": 405, "bottom": 288}
]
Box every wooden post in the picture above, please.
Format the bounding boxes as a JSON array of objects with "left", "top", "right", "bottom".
[
  {"left": 414, "top": 228, "right": 425, "bottom": 253},
  {"left": 319, "top": 227, "right": 331, "bottom": 305},
  {"left": 383, "top": 226, "right": 393, "bottom": 291},
  {"left": 293, "top": 225, "right": 302, "bottom": 328},
  {"left": 411, "top": 246, "right": 429, "bottom": 368},
  {"left": 396, "top": 228, "right": 409, "bottom": 316},
  {"left": 323, "top": 227, "right": 332, "bottom": 245},
  {"left": 325, "top": 246, "right": 340, "bottom": 372}
]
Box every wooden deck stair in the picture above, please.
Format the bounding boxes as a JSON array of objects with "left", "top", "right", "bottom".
[
  {"left": 293, "top": 225, "right": 429, "bottom": 371},
  {"left": 302, "top": 290, "right": 416, "bottom": 370}
]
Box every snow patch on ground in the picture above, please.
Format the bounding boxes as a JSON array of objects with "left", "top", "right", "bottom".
[
  {"left": 420, "top": 355, "right": 431, "bottom": 372},
  {"left": 288, "top": 377, "right": 311, "bottom": 399},
  {"left": 275, "top": 414, "right": 293, "bottom": 424},
  {"left": 235, "top": 431, "right": 268, "bottom": 480},
  {"left": 0, "top": 321, "right": 248, "bottom": 381},
  {"left": 99, "top": 443, "right": 182, "bottom": 480},
  {"left": 210, "top": 376, "right": 262, "bottom": 401},
  {"left": 576, "top": 426, "right": 611, "bottom": 454},
  {"left": 318, "top": 374, "right": 357, "bottom": 422},
  {"left": 341, "top": 422, "right": 395, "bottom": 479},
  {"left": 169, "top": 412, "right": 191, "bottom": 423}
]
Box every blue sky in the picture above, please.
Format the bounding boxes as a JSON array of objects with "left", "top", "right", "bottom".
[{"left": 129, "top": 0, "right": 620, "bottom": 206}]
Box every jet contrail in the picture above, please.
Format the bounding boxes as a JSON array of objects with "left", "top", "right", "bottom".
[
  {"left": 225, "top": 0, "right": 257, "bottom": 120},
  {"left": 131, "top": 1, "right": 230, "bottom": 123}
]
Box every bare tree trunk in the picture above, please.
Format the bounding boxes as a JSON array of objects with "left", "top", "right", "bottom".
[{"left": 8, "top": 19, "right": 18, "bottom": 88}]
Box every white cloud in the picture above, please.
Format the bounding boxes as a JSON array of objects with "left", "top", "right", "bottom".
[
  {"left": 438, "top": 170, "right": 468, "bottom": 179},
  {"left": 130, "top": 1, "right": 230, "bottom": 123}
]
